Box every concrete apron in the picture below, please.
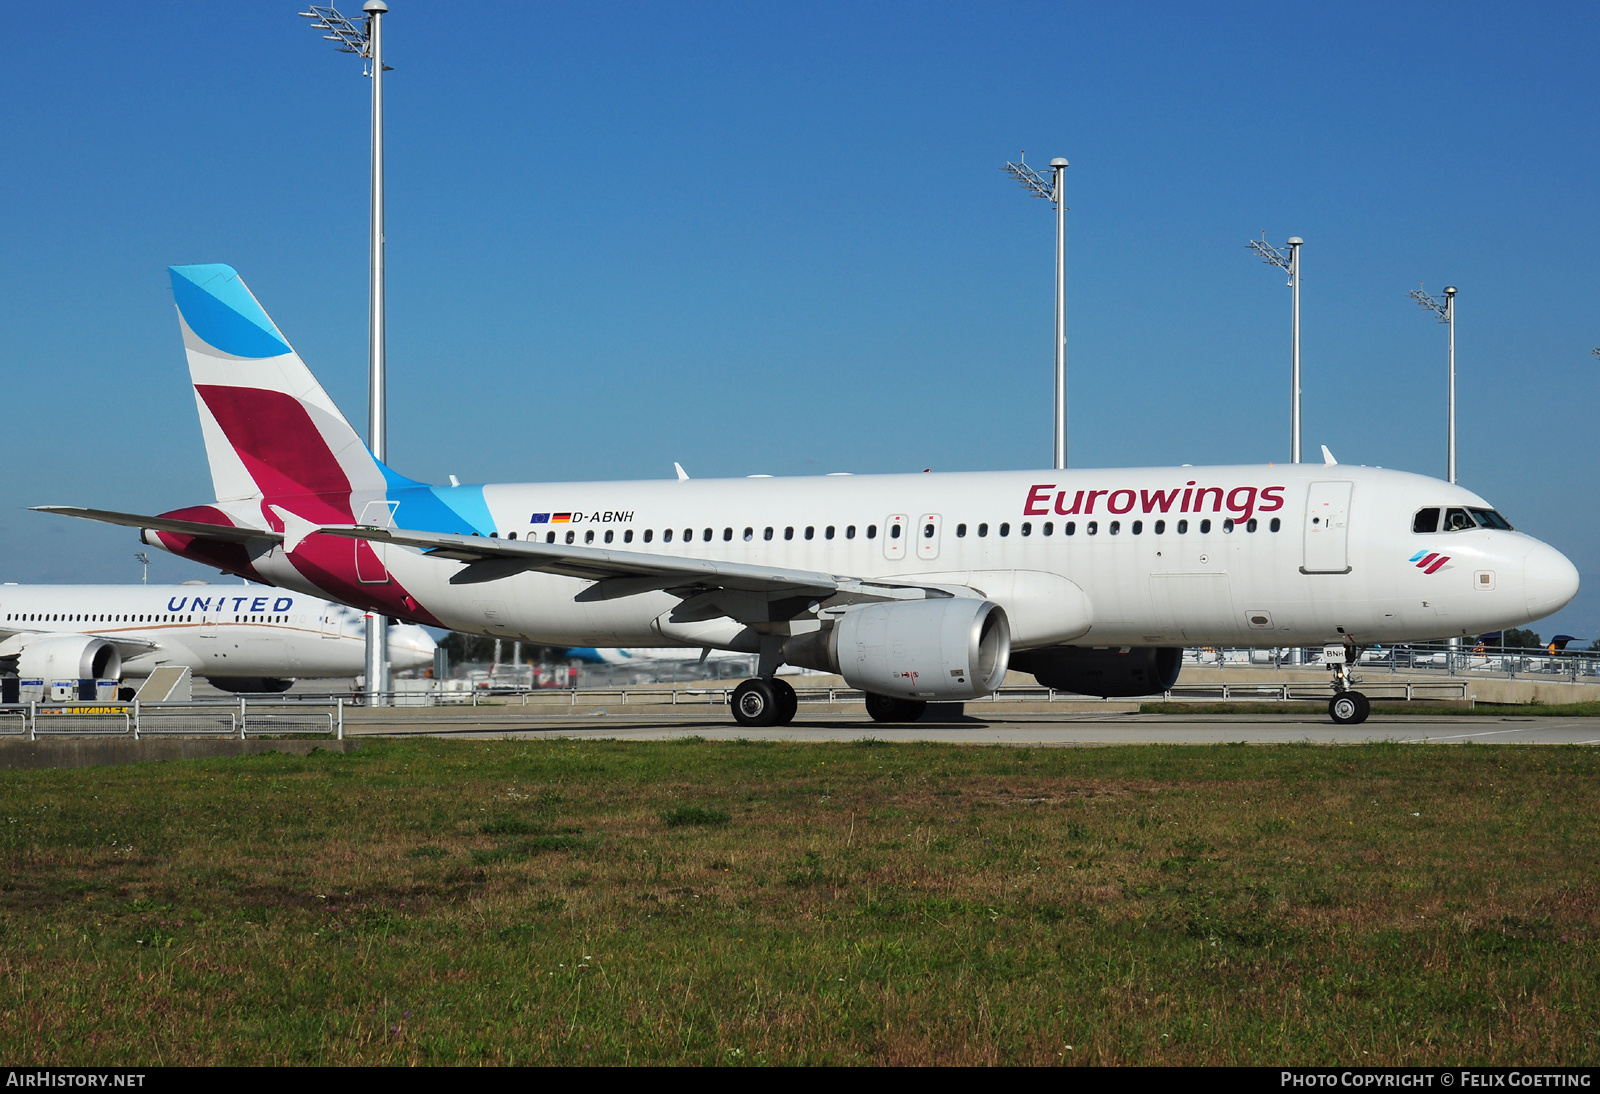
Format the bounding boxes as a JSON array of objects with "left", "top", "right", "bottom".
[{"left": 0, "top": 739, "right": 361, "bottom": 771}]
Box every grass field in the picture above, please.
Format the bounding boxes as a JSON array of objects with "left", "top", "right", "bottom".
[{"left": 2, "top": 739, "right": 1597, "bottom": 1065}]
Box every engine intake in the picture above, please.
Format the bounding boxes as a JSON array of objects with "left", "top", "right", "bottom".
[
  {"left": 1010, "top": 645, "right": 1181, "bottom": 698},
  {"left": 783, "top": 598, "right": 1010, "bottom": 700}
]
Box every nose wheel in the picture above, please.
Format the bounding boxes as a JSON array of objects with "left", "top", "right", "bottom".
[
  {"left": 731, "top": 678, "right": 799, "bottom": 727},
  {"left": 1328, "top": 691, "right": 1370, "bottom": 725}
]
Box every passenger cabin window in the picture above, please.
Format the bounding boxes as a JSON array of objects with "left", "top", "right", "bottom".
[
  {"left": 1087, "top": 521, "right": 1098, "bottom": 535},
  {"left": 585, "top": 530, "right": 595, "bottom": 544},
  {"left": 805, "top": 526, "right": 814, "bottom": 540},
  {"left": 1132, "top": 520, "right": 1143, "bottom": 534},
  {"left": 723, "top": 528, "right": 733, "bottom": 541},
  {"left": 1064, "top": 521, "right": 1075, "bottom": 536},
  {"left": 1270, "top": 518, "right": 1281, "bottom": 532},
  {"left": 1043, "top": 521, "right": 1053, "bottom": 535},
  {"left": 977, "top": 523, "right": 988, "bottom": 537},
  {"left": 845, "top": 525, "right": 856, "bottom": 539},
  {"left": 1109, "top": 521, "right": 1120, "bottom": 535},
  {"left": 743, "top": 527, "right": 753, "bottom": 541},
  {"left": 764, "top": 527, "right": 774, "bottom": 541},
  {"left": 1246, "top": 518, "right": 1258, "bottom": 532},
  {"left": 1177, "top": 519, "right": 1188, "bottom": 533},
  {"left": 866, "top": 525, "right": 876, "bottom": 539},
  {"left": 1199, "top": 519, "right": 1212, "bottom": 533},
  {"left": 1223, "top": 518, "right": 1234, "bottom": 533},
  {"left": 1154, "top": 520, "right": 1165, "bottom": 534},
  {"left": 1020, "top": 522, "right": 1031, "bottom": 536},
  {"left": 956, "top": 523, "right": 967, "bottom": 537},
  {"left": 1413, "top": 507, "right": 1441, "bottom": 533},
  {"left": 624, "top": 530, "right": 634, "bottom": 543},
  {"left": 826, "top": 526, "right": 835, "bottom": 540},
  {"left": 999, "top": 523, "right": 1010, "bottom": 537},
  {"left": 565, "top": 531, "right": 575, "bottom": 544},
  {"left": 923, "top": 523, "right": 935, "bottom": 538},
  {"left": 546, "top": 532, "right": 556, "bottom": 543},
  {"left": 507, "top": 532, "right": 517, "bottom": 540},
  {"left": 661, "top": 529, "right": 671, "bottom": 542},
  {"left": 604, "top": 530, "right": 614, "bottom": 543},
  {"left": 703, "top": 528, "right": 713, "bottom": 542}
]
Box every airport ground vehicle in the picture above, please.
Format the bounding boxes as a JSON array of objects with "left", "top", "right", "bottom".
[{"left": 39, "top": 265, "right": 1579, "bottom": 725}]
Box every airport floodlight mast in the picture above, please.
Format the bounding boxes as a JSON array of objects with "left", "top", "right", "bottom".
[
  {"left": 299, "top": 1, "right": 393, "bottom": 704},
  {"left": 1246, "top": 234, "right": 1304, "bottom": 464},
  {"left": 1408, "top": 284, "right": 1458, "bottom": 485},
  {"left": 1002, "top": 152, "right": 1069, "bottom": 470},
  {"left": 134, "top": 552, "right": 148, "bottom": 585}
]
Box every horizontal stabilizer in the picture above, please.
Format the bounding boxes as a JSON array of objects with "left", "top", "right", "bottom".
[{"left": 32, "top": 506, "right": 283, "bottom": 545}]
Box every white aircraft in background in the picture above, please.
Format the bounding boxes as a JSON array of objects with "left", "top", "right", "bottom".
[
  {"left": 41, "top": 264, "right": 1579, "bottom": 727},
  {"left": 0, "top": 581, "right": 435, "bottom": 701}
]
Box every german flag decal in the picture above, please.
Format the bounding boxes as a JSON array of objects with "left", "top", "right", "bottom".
[{"left": 551, "top": 513, "right": 572, "bottom": 524}]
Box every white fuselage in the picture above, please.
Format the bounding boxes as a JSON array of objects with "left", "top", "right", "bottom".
[
  {"left": 229, "top": 464, "right": 1578, "bottom": 652},
  {"left": 0, "top": 583, "right": 435, "bottom": 679}
]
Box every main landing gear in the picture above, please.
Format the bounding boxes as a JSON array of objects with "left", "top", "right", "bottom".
[
  {"left": 731, "top": 677, "right": 798, "bottom": 728},
  {"left": 1326, "top": 640, "right": 1370, "bottom": 725}
]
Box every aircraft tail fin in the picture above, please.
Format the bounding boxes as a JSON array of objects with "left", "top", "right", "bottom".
[{"left": 168, "top": 264, "right": 405, "bottom": 527}]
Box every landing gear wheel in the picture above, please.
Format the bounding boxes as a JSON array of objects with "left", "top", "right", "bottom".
[
  {"left": 1329, "top": 691, "right": 1370, "bottom": 725},
  {"left": 732, "top": 679, "right": 779, "bottom": 727},
  {"left": 770, "top": 678, "right": 798, "bottom": 725},
  {"left": 864, "top": 693, "right": 929, "bottom": 723}
]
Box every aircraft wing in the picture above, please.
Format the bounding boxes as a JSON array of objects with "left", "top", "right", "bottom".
[
  {"left": 318, "top": 524, "right": 962, "bottom": 607},
  {"left": 0, "top": 628, "right": 159, "bottom": 658},
  {"left": 32, "top": 507, "right": 283, "bottom": 545}
]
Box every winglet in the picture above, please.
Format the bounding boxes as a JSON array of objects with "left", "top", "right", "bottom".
[
  {"left": 1321, "top": 445, "right": 1338, "bottom": 465},
  {"left": 674, "top": 462, "right": 690, "bottom": 481}
]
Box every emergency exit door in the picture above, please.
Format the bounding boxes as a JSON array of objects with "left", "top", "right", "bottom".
[{"left": 1302, "top": 481, "right": 1353, "bottom": 574}]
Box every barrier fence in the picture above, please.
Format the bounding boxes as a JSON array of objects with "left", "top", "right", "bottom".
[{"left": 0, "top": 699, "right": 343, "bottom": 740}]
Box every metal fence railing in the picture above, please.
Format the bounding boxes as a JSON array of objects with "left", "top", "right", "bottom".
[
  {"left": 0, "top": 699, "right": 345, "bottom": 740},
  {"left": 1184, "top": 641, "right": 1599, "bottom": 682}
]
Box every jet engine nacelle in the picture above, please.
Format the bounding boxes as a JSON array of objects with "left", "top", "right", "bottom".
[
  {"left": 784, "top": 598, "right": 1011, "bottom": 700},
  {"left": 16, "top": 635, "right": 122, "bottom": 702},
  {"left": 1010, "top": 645, "right": 1181, "bottom": 698}
]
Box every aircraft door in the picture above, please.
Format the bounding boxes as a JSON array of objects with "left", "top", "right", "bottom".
[
  {"left": 883, "top": 514, "right": 908, "bottom": 560},
  {"left": 356, "top": 500, "right": 397, "bottom": 584},
  {"left": 916, "top": 514, "right": 943, "bottom": 560},
  {"left": 1303, "top": 481, "right": 1353, "bottom": 574}
]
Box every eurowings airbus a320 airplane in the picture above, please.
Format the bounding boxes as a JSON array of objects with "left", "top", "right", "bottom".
[{"left": 39, "top": 265, "right": 1579, "bottom": 727}]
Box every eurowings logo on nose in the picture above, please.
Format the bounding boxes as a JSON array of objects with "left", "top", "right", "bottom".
[{"left": 1409, "top": 550, "right": 1451, "bottom": 574}]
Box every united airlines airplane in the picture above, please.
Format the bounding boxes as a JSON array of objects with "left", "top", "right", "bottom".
[
  {"left": 38, "top": 265, "right": 1579, "bottom": 727},
  {"left": 0, "top": 581, "right": 435, "bottom": 701}
]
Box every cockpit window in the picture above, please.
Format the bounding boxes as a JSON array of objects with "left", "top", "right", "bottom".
[
  {"left": 1443, "top": 508, "right": 1474, "bottom": 531},
  {"left": 1470, "top": 507, "right": 1513, "bottom": 530},
  {"left": 1413, "top": 508, "right": 1440, "bottom": 533}
]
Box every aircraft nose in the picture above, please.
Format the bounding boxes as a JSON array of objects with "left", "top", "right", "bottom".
[{"left": 1523, "top": 541, "right": 1580, "bottom": 619}]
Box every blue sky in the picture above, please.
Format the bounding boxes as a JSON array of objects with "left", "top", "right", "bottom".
[{"left": 2, "top": 2, "right": 1597, "bottom": 639}]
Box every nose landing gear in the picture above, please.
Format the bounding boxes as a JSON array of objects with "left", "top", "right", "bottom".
[{"left": 1326, "top": 639, "right": 1370, "bottom": 725}]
